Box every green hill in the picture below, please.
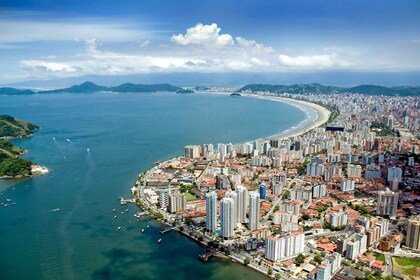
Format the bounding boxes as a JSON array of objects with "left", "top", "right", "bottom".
[
  {"left": 0, "top": 114, "right": 39, "bottom": 138},
  {"left": 0, "top": 87, "right": 35, "bottom": 95},
  {"left": 0, "top": 115, "right": 38, "bottom": 177},
  {"left": 238, "top": 83, "right": 420, "bottom": 96}
]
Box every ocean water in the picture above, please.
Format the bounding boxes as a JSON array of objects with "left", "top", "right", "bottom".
[{"left": 0, "top": 92, "right": 305, "bottom": 280}]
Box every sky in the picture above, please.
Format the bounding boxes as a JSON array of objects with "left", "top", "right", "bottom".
[{"left": 0, "top": 0, "right": 420, "bottom": 84}]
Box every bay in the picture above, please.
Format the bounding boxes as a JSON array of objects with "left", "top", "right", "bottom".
[{"left": 0, "top": 92, "right": 305, "bottom": 280}]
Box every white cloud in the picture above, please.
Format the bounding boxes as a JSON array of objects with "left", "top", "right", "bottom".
[
  {"left": 21, "top": 60, "right": 80, "bottom": 73},
  {"left": 236, "top": 37, "right": 274, "bottom": 53},
  {"left": 278, "top": 53, "right": 350, "bottom": 69},
  {"left": 0, "top": 19, "right": 147, "bottom": 43},
  {"left": 171, "top": 23, "right": 234, "bottom": 47}
]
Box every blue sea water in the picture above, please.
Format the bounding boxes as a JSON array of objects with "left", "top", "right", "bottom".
[{"left": 0, "top": 92, "right": 305, "bottom": 280}]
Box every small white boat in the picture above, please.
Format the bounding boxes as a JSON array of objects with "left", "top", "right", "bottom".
[
  {"left": 125, "top": 209, "right": 129, "bottom": 212},
  {"left": 87, "top": 148, "right": 90, "bottom": 152},
  {"left": 141, "top": 229, "right": 145, "bottom": 233},
  {"left": 6, "top": 199, "right": 11, "bottom": 202},
  {"left": 52, "top": 208, "right": 60, "bottom": 212},
  {"left": 112, "top": 209, "right": 116, "bottom": 212},
  {"left": 147, "top": 225, "right": 150, "bottom": 228},
  {"left": 157, "top": 238, "right": 162, "bottom": 243},
  {"left": 117, "top": 226, "right": 122, "bottom": 230}
]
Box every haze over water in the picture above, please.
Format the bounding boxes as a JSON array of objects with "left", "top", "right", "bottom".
[{"left": 0, "top": 92, "right": 306, "bottom": 280}]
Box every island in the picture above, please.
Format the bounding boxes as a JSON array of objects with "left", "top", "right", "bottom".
[
  {"left": 0, "top": 115, "right": 47, "bottom": 178},
  {"left": 176, "top": 88, "right": 195, "bottom": 94}
]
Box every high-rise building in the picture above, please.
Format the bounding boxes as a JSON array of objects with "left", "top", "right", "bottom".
[
  {"left": 264, "top": 231, "right": 305, "bottom": 262},
  {"left": 168, "top": 193, "right": 186, "bottom": 213},
  {"left": 306, "top": 157, "right": 325, "bottom": 177},
  {"left": 406, "top": 215, "right": 420, "bottom": 251},
  {"left": 158, "top": 189, "right": 170, "bottom": 208},
  {"left": 248, "top": 191, "right": 260, "bottom": 231},
  {"left": 205, "top": 191, "right": 217, "bottom": 232},
  {"left": 312, "top": 184, "right": 327, "bottom": 198},
  {"left": 236, "top": 185, "right": 249, "bottom": 223},
  {"left": 387, "top": 166, "right": 402, "bottom": 182},
  {"left": 225, "top": 189, "right": 238, "bottom": 228},
  {"left": 259, "top": 184, "right": 266, "bottom": 199},
  {"left": 345, "top": 239, "right": 360, "bottom": 260},
  {"left": 329, "top": 212, "right": 348, "bottom": 228},
  {"left": 184, "top": 145, "right": 201, "bottom": 159},
  {"left": 340, "top": 180, "right": 355, "bottom": 192},
  {"left": 337, "top": 238, "right": 347, "bottom": 255},
  {"left": 376, "top": 189, "right": 399, "bottom": 217},
  {"left": 220, "top": 197, "right": 235, "bottom": 239},
  {"left": 316, "top": 260, "right": 331, "bottom": 280},
  {"left": 347, "top": 163, "right": 362, "bottom": 178}
]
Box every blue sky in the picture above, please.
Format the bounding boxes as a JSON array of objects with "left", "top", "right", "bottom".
[{"left": 0, "top": 0, "right": 419, "bottom": 83}]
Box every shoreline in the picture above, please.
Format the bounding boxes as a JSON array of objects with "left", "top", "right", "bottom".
[
  {"left": 200, "top": 91, "right": 331, "bottom": 143},
  {"left": 131, "top": 92, "right": 332, "bottom": 278}
]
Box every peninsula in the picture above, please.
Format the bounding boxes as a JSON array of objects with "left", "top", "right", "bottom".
[
  {"left": 0, "top": 115, "right": 47, "bottom": 178},
  {"left": 130, "top": 91, "right": 419, "bottom": 280}
]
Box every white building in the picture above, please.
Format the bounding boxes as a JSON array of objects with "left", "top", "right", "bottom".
[
  {"left": 220, "top": 197, "right": 235, "bottom": 239},
  {"left": 376, "top": 188, "right": 399, "bottom": 217},
  {"left": 317, "top": 260, "right": 331, "bottom": 280},
  {"left": 205, "top": 191, "right": 217, "bottom": 232},
  {"left": 264, "top": 231, "right": 305, "bottom": 262},
  {"left": 329, "top": 212, "right": 348, "bottom": 228},
  {"left": 184, "top": 145, "right": 201, "bottom": 159},
  {"left": 340, "top": 180, "right": 355, "bottom": 192},
  {"left": 312, "top": 184, "right": 327, "bottom": 198},
  {"left": 168, "top": 193, "right": 186, "bottom": 213},
  {"left": 248, "top": 191, "right": 260, "bottom": 231},
  {"left": 236, "top": 185, "right": 249, "bottom": 223}
]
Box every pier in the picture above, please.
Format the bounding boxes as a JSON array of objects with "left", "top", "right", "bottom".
[
  {"left": 198, "top": 249, "right": 219, "bottom": 262},
  {"left": 120, "top": 197, "right": 135, "bottom": 205},
  {"left": 160, "top": 226, "right": 176, "bottom": 235}
]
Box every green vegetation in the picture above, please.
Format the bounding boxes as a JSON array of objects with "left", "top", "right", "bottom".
[
  {"left": 267, "top": 268, "right": 273, "bottom": 276},
  {"left": 314, "top": 254, "right": 322, "bottom": 264},
  {"left": 295, "top": 253, "right": 305, "bottom": 265},
  {"left": 373, "top": 252, "right": 385, "bottom": 262},
  {"left": 244, "top": 257, "right": 251, "bottom": 265},
  {"left": 180, "top": 184, "right": 194, "bottom": 193},
  {"left": 185, "top": 192, "right": 197, "bottom": 201},
  {"left": 237, "top": 83, "right": 420, "bottom": 96},
  {"left": 371, "top": 122, "right": 395, "bottom": 137},
  {"left": 0, "top": 114, "right": 39, "bottom": 138},
  {"left": 392, "top": 257, "right": 420, "bottom": 279},
  {"left": 0, "top": 115, "right": 39, "bottom": 177},
  {"left": 282, "top": 190, "right": 290, "bottom": 199}
]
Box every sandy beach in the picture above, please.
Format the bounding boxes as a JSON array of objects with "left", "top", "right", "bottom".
[
  {"left": 203, "top": 91, "right": 331, "bottom": 142},
  {"left": 241, "top": 93, "right": 331, "bottom": 141}
]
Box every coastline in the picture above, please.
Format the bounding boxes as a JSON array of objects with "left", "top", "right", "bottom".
[
  {"left": 131, "top": 92, "right": 332, "bottom": 277},
  {"left": 201, "top": 91, "right": 331, "bottom": 142},
  {"left": 242, "top": 93, "right": 331, "bottom": 140}
]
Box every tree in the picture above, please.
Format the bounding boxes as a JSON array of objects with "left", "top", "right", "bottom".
[
  {"left": 282, "top": 190, "right": 290, "bottom": 199},
  {"left": 275, "top": 273, "right": 281, "bottom": 279},
  {"left": 267, "top": 268, "right": 273, "bottom": 276},
  {"left": 244, "top": 257, "right": 251, "bottom": 265},
  {"left": 314, "top": 254, "right": 322, "bottom": 264},
  {"left": 295, "top": 253, "right": 305, "bottom": 265}
]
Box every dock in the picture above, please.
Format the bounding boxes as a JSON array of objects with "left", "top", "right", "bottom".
[
  {"left": 198, "top": 249, "right": 219, "bottom": 262},
  {"left": 160, "top": 226, "right": 176, "bottom": 235}
]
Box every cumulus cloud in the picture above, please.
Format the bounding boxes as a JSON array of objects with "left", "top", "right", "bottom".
[
  {"left": 171, "top": 23, "right": 234, "bottom": 47},
  {"left": 278, "top": 53, "right": 350, "bottom": 69},
  {"left": 236, "top": 37, "right": 274, "bottom": 53}
]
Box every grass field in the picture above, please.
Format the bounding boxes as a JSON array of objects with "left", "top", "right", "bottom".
[
  {"left": 392, "top": 257, "right": 420, "bottom": 280},
  {"left": 185, "top": 192, "right": 197, "bottom": 201}
]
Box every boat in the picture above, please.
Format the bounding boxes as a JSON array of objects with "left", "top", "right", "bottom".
[
  {"left": 141, "top": 229, "right": 145, "bottom": 233},
  {"left": 86, "top": 148, "right": 90, "bottom": 152},
  {"left": 6, "top": 199, "right": 11, "bottom": 202},
  {"left": 117, "top": 226, "right": 122, "bottom": 230},
  {"left": 230, "top": 93, "right": 241, "bottom": 97},
  {"left": 112, "top": 209, "right": 116, "bottom": 212},
  {"left": 147, "top": 225, "right": 150, "bottom": 228},
  {"left": 125, "top": 209, "right": 129, "bottom": 212},
  {"left": 52, "top": 208, "right": 60, "bottom": 212},
  {"left": 157, "top": 238, "right": 162, "bottom": 243}
]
